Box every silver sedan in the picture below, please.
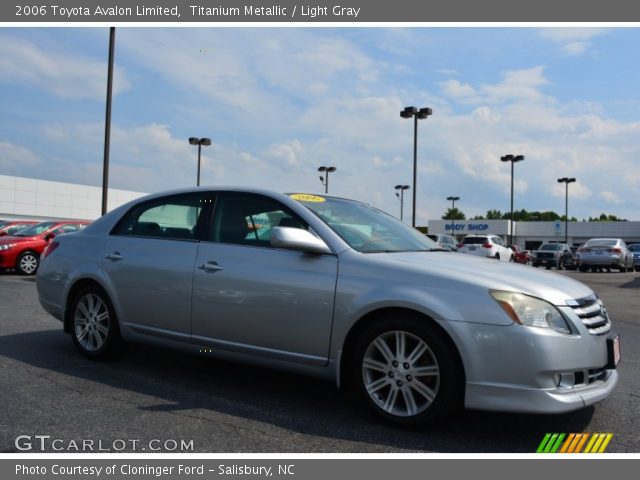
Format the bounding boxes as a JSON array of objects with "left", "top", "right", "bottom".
[
  {"left": 37, "top": 188, "right": 619, "bottom": 425},
  {"left": 578, "top": 238, "right": 634, "bottom": 272}
]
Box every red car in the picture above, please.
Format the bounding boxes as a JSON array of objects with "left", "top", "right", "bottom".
[
  {"left": 509, "top": 245, "right": 530, "bottom": 264},
  {"left": 0, "top": 220, "right": 88, "bottom": 275},
  {"left": 0, "top": 220, "right": 38, "bottom": 237}
]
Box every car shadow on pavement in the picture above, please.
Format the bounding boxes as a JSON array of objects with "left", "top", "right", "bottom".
[
  {"left": 0, "top": 329, "right": 595, "bottom": 453},
  {"left": 620, "top": 275, "right": 640, "bottom": 289}
]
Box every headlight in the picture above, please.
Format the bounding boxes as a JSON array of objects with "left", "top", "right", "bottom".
[
  {"left": 490, "top": 290, "right": 572, "bottom": 334},
  {"left": 0, "top": 244, "right": 15, "bottom": 251}
]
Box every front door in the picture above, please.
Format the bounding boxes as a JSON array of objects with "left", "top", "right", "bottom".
[{"left": 191, "top": 192, "right": 338, "bottom": 365}]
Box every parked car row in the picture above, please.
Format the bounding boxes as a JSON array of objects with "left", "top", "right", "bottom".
[{"left": 0, "top": 220, "right": 89, "bottom": 275}]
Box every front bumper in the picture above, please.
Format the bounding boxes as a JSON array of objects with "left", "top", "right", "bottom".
[
  {"left": 443, "top": 313, "right": 618, "bottom": 414},
  {"left": 465, "top": 369, "right": 618, "bottom": 413}
]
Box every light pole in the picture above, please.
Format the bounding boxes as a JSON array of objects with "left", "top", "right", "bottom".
[
  {"left": 101, "top": 27, "right": 116, "bottom": 216},
  {"left": 446, "top": 196, "right": 460, "bottom": 237},
  {"left": 318, "top": 166, "right": 336, "bottom": 194},
  {"left": 189, "top": 137, "right": 212, "bottom": 186},
  {"left": 400, "top": 106, "right": 432, "bottom": 227},
  {"left": 395, "top": 185, "right": 410, "bottom": 221},
  {"left": 557, "top": 177, "right": 576, "bottom": 244},
  {"left": 500, "top": 154, "right": 525, "bottom": 245}
]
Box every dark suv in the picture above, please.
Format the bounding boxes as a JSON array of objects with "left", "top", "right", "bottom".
[{"left": 533, "top": 243, "right": 572, "bottom": 270}]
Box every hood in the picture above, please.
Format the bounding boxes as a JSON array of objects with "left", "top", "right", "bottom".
[{"left": 365, "top": 251, "right": 593, "bottom": 306}]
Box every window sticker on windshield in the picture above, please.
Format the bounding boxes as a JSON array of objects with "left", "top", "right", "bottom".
[{"left": 290, "top": 193, "right": 326, "bottom": 203}]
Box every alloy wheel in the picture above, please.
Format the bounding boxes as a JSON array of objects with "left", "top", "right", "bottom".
[
  {"left": 362, "top": 330, "right": 440, "bottom": 417},
  {"left": 19, "top": 254, "right": 38, "bottom": 274},
  {"left": 74, "top": 293, "right": 110, "bottom": 352}
]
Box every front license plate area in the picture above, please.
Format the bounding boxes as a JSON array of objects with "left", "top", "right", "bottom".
[{"left": 607, "top": 335, "right": 621, "bottom": 368}]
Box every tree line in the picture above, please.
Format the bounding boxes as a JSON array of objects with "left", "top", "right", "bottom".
[{"left": 442, "top": 208, "right": 627, "bottom": 222}]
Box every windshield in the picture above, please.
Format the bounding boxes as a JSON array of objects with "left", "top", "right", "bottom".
[
  {"left": 585, "top": 239, "right": 617, "bottom": 247},
  {"left": 462, "top": 237, "right": 487, "bottom": 245},
  {"left": 13, "top": 221, "right": 57, "bottom": 237},
  {"left": 290, "top": 194, "right": 439, "bottom": 253},
  {"left": 540, "top": 244, "right": 562, "bottom": 251}
]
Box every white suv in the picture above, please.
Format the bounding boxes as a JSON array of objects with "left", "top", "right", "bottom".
[{"left": 459, "top": 234, "right": 513, "bottom": 262}]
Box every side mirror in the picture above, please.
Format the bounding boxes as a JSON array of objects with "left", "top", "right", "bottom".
[
  {"left": 44, "top": 233, "right": 56, "bottom": 241},
  {"left": 0, "top": 231, "right": 6, "bottom": 237},
  {"left": 270, "top": 227, "right": 332, "bottom": 255}
]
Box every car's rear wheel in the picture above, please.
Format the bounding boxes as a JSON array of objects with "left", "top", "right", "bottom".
[
  {"left": 16, "top": 251, "right": 39, "bottom": 275},
  {"left": 350, "top": 315, "right": 462, "bottom": 426},
  {"left": 70, "top": 286, "right": 124, "bottom": 360},
  {"left": 495, "top": 253, "right": 500, "bottom": 261}
]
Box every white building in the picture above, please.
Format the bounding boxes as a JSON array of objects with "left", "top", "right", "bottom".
[
  {"left": 428, "top": 219, "right": 640, "bottom": 250},
  {"left": 0, "top": 174, "right": 146, "bottom": 221}
]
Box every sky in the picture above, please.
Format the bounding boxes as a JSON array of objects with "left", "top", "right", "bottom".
[{"left": 0, "top": 27, "right": 639, "bottom": 224}]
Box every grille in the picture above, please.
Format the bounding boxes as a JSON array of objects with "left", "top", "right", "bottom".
[
  {"left": 536, "top": 252, "right": 555, "bottom": 259},
  {"left": 567, "top": 295, "right": 611, "bottom": 335},
  {"left": 574, "top": 368, "right": 607, "bottom": 386}
]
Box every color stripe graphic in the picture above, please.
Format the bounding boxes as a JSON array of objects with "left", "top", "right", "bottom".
[{"left": 536, "top": 433, "right": 613, "bottom": 453}]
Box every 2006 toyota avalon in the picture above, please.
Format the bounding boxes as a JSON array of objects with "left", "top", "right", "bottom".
[{"left": 37, "top": 188, "right": 620, "bottom": 425}]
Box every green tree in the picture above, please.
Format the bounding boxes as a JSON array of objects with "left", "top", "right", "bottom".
[
  {"left": 442, "top": 207, "right": 466, "bottom": 220},
  {"left": 588, "top": 213, "right": 627, "bottom": 222}
]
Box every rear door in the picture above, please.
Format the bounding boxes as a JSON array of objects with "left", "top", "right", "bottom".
[{"left": 102, "top": 192, "right": 212, "bottom": 341}]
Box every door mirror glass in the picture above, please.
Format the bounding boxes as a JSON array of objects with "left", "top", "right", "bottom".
[{"left": 270, "top": 227, "right": 332, "bottom": 255}]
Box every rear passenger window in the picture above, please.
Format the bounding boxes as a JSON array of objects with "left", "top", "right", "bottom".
[{"left": 113, "top": 193, "right": 210, "bottom": 241}]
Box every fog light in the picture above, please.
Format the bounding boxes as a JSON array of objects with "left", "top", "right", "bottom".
[{"left": 553, "top": 372, "right": 576, "bottom": 389}]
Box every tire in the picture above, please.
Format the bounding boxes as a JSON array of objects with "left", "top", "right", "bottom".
[
  {"left": 579, "top": 265, "right": 588, "bottom": 272},
  {"left": 349, "top": 314, "right": 463, "bottom": 426},
  {"left": 533, "top": 262, "right": 540, "bottom": 268},
  {"left": 16, "top": 251, "right": 39, "bottom": 275},
  {"left": 556, "top": 260, "right": 563, "bottom": 270},
  {"left": 495, "top": 254, "right": 500, "bottom": 261},
  {"left": 69, "top": 285, "right": 124, "bottom": 360},
  {"left": 619, "top": 264, "right": 627, "bottom": 273},
  {"left": 509, "top": 255, "right": 515, "bottom": 263}
]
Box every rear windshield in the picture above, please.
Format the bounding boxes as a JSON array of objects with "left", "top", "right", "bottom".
[
  {"left": 585, "top": 239, "right": 617, "bottom": 247},
  {"left": 462, "top": 237, "right": 486, "bottom": 245},
  {"left": 539, "top": 244, "right": 562, "bottom": 251},
  {"left": 629, "top": 244, "right": 640, "bottom": 252}
]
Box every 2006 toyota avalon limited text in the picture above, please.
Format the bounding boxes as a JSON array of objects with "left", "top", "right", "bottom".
[{"left": 37, "top": 188, "right": 620, "bottom": 425}]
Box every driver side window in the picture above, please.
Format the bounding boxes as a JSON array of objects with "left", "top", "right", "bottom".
[{"left": 211, "top": 193, "right": 307, "bottom": 248}]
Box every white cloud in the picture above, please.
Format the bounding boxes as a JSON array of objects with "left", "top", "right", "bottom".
[
  {"left": 562, "top": 42, "right": 589, "bottom": 56},
  {"left": 539, "top": 28, "right": 608, "bottom": 56},
  {"left": 0, "top": 141, "right": 39, "bottom": 170},
  {"left": 0, "top": 32, "right": 130, "bottom": 100},
  {"left": 539, "top": 28, "right": 608, "bottom": 43},
  {"left": 600, "top": 191, "right": 623, "bottom": 204},
  {"left": 441, "top": 80, "right": 476, "bottom": 99}
]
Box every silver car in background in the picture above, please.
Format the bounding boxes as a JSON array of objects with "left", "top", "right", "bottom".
[
  {"left": 628, "top": 244, "right": 640, "bottom": 272},
  {"left": 578, "top": 238, "right": 634, "bottom": 272},
  {"left": 37, "top": 188, "right": 619, "bottom": 425},
  {"left": 427, "top": 233, "right": 458, "bottom": 251}
]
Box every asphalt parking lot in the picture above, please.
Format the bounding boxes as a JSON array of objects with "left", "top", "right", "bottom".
[{"left": 0, "top": 269, "right": 638, "bottom": 453}]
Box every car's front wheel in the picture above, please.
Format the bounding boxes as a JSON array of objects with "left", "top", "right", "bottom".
[
  {"left": 350, "top": 315, "right": 462, "bottom": 426},
  {"left": 70, "top": 286, "right": 124, "bottom": 360},
  {"left": 16, "top": 251, "right": 39, "bottom": 275}
]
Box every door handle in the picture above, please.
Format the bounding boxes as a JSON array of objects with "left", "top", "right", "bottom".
[
  {"left": 198, "top": 261, "right": 223, "bottom": 272},
  {"left": 105, "top": 252, "right": 124, "bottom": 261}
]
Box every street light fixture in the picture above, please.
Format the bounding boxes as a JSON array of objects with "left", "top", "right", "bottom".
[
  {"left": 446, "top": 196, "right": 460, "bottom": 237},
  {"left": 557, "top": 177, "right": 576, "bottom": 244},
  {"left": 189, "top": 137, "right": 212, "bottom": 187},
  {"left": 400, "top": 106, "right": 432, "bottom": 227},
  {"left": 318, "top": 166, "right": 336, "bottom": 194},
  {"left": 395, "top": 185, "right": 410, "bottom": 221},
  {"left": 500, "top": 154, "right": 525, "bottom": 245}
]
